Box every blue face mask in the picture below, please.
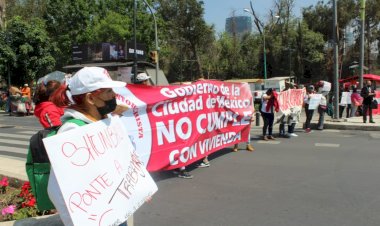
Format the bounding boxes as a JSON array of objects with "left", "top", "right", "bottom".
[{"left": 96, "top": 97, "right": 117, "bottom": 116}]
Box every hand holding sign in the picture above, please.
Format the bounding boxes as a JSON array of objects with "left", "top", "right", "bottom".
[{"left": 43, "top": 116, "right": 157, "bottom": 226}]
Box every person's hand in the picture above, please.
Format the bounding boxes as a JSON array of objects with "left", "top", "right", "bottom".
[{"left": 145, "top": 196, "right": 153, "bottom": 203}]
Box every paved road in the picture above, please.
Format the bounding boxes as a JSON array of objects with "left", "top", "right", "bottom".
[
  {"left": 0, "top": 112, "right": 41, "bottom": 160},
  {"left": 134, "top": 129, "right": 380, "bottom": 226}
]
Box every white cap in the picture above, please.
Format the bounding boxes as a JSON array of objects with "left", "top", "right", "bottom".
[
  {"left": 24, "top": 84, "right": 28, "bottom": 87},
  {"left": 136, "top": 73, "right": 151, "bottom": 82},
  {"left": 68, "top": 67, "right": 126, "bottom": 95}
]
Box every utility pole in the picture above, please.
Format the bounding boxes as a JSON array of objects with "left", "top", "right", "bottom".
[
  {"left": 142, "top": 0, "right": 159, "bottom": 85},
  {"left": 359, "top": 0, "right": 366, "bottom": 89},
  {"left": 333, "top": 0, "right": 339, "bottom": 119},
  {"left": 133, "top": 0, "right": 138, "bottom": 83}
]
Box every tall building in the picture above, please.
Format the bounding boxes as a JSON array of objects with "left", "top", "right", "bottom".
[
  {"left": 225, "top": 16, "right": 252, "bottom": 37},
  {"left": 0, "top": 0, "right": 5, "bottom": 28}
]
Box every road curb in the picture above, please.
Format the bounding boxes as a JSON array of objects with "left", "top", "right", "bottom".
[{"left": 310, "top": 122, "right": 380, "bottom": 131}]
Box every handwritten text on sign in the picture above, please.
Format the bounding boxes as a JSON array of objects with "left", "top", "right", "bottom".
[{"left": 43, "top": 116, "right": 158, "bottom": 226}]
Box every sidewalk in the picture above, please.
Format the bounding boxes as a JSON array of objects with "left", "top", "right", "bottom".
[{"left": 309, "top": 113, "right": 380, "bottom": 131}]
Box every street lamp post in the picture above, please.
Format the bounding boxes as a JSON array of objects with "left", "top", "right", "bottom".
[
  {"left": 359, "top": 0, "right": 366, "bottom": 89},
  {"left": 142, "top": 0, "right": 159, "bottom": 85},
  {"left": 133, "top": 0, "right": 137, "bottom": 83},
  {"left": 244, "top": 8, "right": 267, "bottom": 79}
]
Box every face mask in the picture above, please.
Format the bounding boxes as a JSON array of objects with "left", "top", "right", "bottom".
[{"left": 96, "top": 97, "right": 117, "bottom": 116}]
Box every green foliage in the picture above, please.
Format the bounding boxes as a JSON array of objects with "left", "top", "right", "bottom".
[
  {"left": 90, "top": 11, "right": 131, "bottom": 42},
  {"left": 3, "top": 0, "right": 380, "bottom": 84},
  {"left": 157, "top": 0, "right": 214, "bottom": 81},
  {"left": 4, "top": 16, "right": 55, "bottom": 85}
]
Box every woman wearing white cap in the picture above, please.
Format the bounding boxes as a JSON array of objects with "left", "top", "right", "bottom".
[{"left": 49, "top": 67, "right": 128, "bottom": 226}]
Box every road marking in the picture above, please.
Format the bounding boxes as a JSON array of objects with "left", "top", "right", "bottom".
[
  {"left": 323, "top": 130, "right": 341, "bottom": 133},
  {"left": 370, "top": 133, "right": 380, "bottom": 139},
  {"left": 0, "top": 138, "right": 29, "bottom": 145},
  {"left": 257, "top": 140, "right": 281, "bottom": 144},
  {"left": 18, "top": 131, "right": 37, "bottom": 135},
  {"left": 0, "top": 133, "right": 31, "bottom": 139},
  {"left": 0, "top": 145, "right": 27, "bottom": 153},
  {"left": 315, "top": 143, "right": 340, "bottom": 148}
]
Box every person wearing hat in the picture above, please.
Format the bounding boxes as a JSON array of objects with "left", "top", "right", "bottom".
[
  {"left": 48, "top": 67, "right": 128, "bottom": 226},
  {"left": 135, "top": 72, "right": 151, "bottom": 85},
  {"left": 21, "top": 83, "right": 32, "bottom": 115}
]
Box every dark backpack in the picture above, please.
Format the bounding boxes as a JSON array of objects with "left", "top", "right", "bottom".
[{"left": 25, "top": 118, "right": 87, "bottom": 211}]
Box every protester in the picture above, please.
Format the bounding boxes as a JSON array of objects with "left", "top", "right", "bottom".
[
  {"left": 288, "top": 107, "right": 301, "bottom": 137},
  {"left": 278, "top": 85, "right": 294, "bottom": 138},
  {"left": 8, "top": 86, "right": 22, "bottom": 115},
  {"left": 21, "top": 83, "right": 32, "bottom": 116},
  {"left": 233, "top": 112, "right": 255, "bottom": 151},
  {"left": 48, "top": 67, "right": 128, "bottom": 226},
  {"left": 338, "top": 86, "right": 346, "bottom": 119},
  {"left": 360, "top": 80, "right": 376, "bottom": 123},
  {"left": 33, "top": 80, "right": 64, "bottom": 128},
  {"left": 304, "top": 85, "right": 315, "bottom": 133},
  {"left": 135, "top": 72, "right": 151, "bottom": 85},
  {"left": 260, "top": 88, "right": 279, "bottom": 140},
  {"left": 350, "top": 87, "right": 362, "bottom": 117},
  {"left": 317, "top": 93, "right": 327, "bottom": 130}
]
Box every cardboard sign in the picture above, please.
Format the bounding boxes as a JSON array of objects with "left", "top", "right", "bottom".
[
  {"left": 277, "top": 89, "right": 304, "bottom": 115},
  {"left": 340, "top": 92, "right": 351, "bottom": 105},
  {"left": 43, "top": 116, "right": 158, "bottom": 226},
  {"left": 308, "top": 94, "right": 322, "bottom": 110}
]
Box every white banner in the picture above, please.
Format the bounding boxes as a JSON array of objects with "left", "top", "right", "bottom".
[{"left": 43, "top": 116, "right": 157, "bottom": 226}]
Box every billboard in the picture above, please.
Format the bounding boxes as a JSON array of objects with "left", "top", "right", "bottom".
[{"left": 72, "top": 41, "right": 146, "bottom": 63}]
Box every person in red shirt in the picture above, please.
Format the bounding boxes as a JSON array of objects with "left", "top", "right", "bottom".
[{"left": 33, "top": 80, "right": 64, "bottom": 128}]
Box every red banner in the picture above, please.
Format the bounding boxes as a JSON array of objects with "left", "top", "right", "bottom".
[{"left": 115, "top": 80, "right": 253, "bottom": 171}]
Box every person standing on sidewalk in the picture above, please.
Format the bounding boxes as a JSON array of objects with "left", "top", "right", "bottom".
[
  {"left": 350, "top": 87, "right": 363, "bottom": 117},
  {"left": 361, "top": 80, "right": 376, "bottom": 123},
  {"left": 304, "top": 85, "right": 316, "bottom": 133},
  {"left": 260, "top": 88, "right": 279, "bottom": 140},
  {"left": 317, "top": 94, "right": 327, "bottom": 130}
]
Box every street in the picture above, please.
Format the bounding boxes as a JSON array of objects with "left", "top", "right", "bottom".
[
  {"left": 134, "top": 129, "right": 380, "bottom": 226},
  {"left": 1, "top": 112, "right": 380, "bottom": 226}
]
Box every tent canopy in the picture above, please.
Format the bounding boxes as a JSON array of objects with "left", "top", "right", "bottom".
[{"left": 339, "top": 74, "right": 380, "bottom": 83}]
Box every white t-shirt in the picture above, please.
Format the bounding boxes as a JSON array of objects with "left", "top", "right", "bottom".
[{"left": 261, "top": 94, "right": 272, "bottom": 113}]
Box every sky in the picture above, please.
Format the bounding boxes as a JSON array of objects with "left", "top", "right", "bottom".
[{"left": 202, "top": 0, "right": 319, "bottom": 34}]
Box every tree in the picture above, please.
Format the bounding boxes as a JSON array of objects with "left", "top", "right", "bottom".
[
  {"left": 5, "top": 16, "right": 55, "bottom": 85},
  {"left": 156, "top": 0, "right": 214, "bottom": 81}
]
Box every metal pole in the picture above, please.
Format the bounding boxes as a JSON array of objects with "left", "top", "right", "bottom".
[
  {"left": 359, "top": 0, "right": 366, "bottom": 89},
  {"left": 133, "top": 0, "right": 138, "bottom": 83},
  {"left": 333, "top": 0, "right": 339, "bottom": 119},
  {"left": 142, "top": 0, "right": 159, "bottom": 85}
]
